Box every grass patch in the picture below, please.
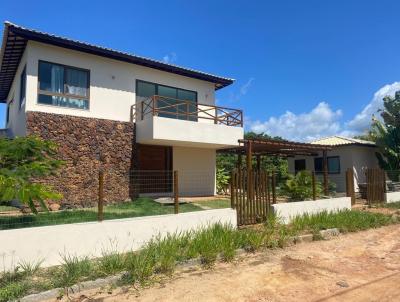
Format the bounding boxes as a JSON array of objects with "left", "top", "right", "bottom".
[
  {"left": 0, "top": 198, "right": 203, "bottom": 230},
  {"left": 290, "top": 209, "right": 394, "bottom": 233},
  {"left": 194, "top": 199, "right": 231, "bottom": 209},
  {"left": 51, "top": 254, "right": 93, "bottom": 288},
  {"left": 0, "top": 205, "right": 17, "bottom": 212},
  {"left": 382, "top": 201, "right": 400, "bottom": 209},
  {"left": 0, "top": 209, "right": 397, "bottom": 301}
]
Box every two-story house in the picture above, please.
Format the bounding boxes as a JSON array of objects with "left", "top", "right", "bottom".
[{"left": 0, "top": 22, "right": 244, "bottom": 206}]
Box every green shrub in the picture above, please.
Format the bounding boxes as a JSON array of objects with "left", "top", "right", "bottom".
[
  {"left": 189, "top": 226, "right": 220, "bottom": 266},
  {"left": 0, "top": 281, "right": 29, "bottom": 302},
  {"left": 146, "top": 233, "right": 181, "bottom": 274},
  {"left": 123, "top": 251, "right": 155, "bottom": 285},
  {"left": 283, "top": 171, "right": 322, "bottom": 201},
  {"left": 97, "top": 250, "right": 125, "bottom": 277},
  {"left": 240, "top": 229, "right": 265, "bottom": 252},
  {"left": 0, "top": 136, "right": 63, "bottom": 213},
  {"left": 216, "top": 168, "right": 230, "bottom": 194},
  {"left": 52, "top": 254, "right": 93, "bottom": 288}
]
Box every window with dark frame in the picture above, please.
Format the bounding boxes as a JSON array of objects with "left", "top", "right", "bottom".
[
  {"left": 294, "top": 159, "right": 306, "bottom": 174},
  {"left": 136, "top": 80, "right": 197, "bottom": 121},
  {"left": 314, "top": 156, "right": 340, "bottom": 174},
  {"left": 37, "top": 61, "right": 90, "bottom": 110},
  {"left": 19, "top": 66, "right": 26, "bottom": 109}
]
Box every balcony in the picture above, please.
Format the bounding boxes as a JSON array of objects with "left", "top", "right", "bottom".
[{"left": 132, "top": 96, "right": 244, "bottom": 148}]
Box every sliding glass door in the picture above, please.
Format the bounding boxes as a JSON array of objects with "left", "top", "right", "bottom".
[{"left": 136, "top": 80, "right": 197, "bottom": 121}]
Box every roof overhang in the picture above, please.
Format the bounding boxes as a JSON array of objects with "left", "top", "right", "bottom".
[
  {"left": 0, "top": 22, "right": 235, "bottom": 102},
  {"left": 218, "top": 138, "right": 332, "bottom": 157}
]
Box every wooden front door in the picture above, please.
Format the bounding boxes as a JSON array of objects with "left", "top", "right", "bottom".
[{"left": 137, "top": 145, "right": 173, "bottom": 193}]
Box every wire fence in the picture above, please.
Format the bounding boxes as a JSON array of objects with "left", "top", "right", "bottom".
[
  {"left": 0, "top": 169, "right": 222, "bottom": 230},
  {"left": 1, "top": 168, "right": 399, "bottom": 230},
  {"left": 385, "top": 170, "right": 400, "bottom": 192}
]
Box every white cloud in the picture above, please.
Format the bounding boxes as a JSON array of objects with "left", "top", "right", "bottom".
[
  {"left": 229, "top": 77, "right": 254, "bottom": 102},
  {"left": 240, "top": 78, "right": 254, "bottom": 95},
  {"left": 249, "top": 102, "right": 343, "bottom": 142},
  {"left": 346, "top": 81, "right": 400, "bottom": 132},
  {"left": 248, "top": 81, "right": 400, "bottom": 142},
  {"left": 162, "top": 52, "right": 177, "bottom": 64}
]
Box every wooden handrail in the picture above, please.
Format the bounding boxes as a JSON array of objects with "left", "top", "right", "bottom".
[{"left": 137, "top": 95, "right": 243, "bottom": 127}]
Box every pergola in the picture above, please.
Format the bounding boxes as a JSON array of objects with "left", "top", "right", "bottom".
[{"left": 218, "top": 138, "right": 332, "bottom": 195}]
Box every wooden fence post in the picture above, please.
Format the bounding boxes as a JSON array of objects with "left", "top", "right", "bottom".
[
  {"left": 346, "top": 168, "right": 355, "bottom": 205},
  {"left": 98, "top": 169, "right": 104, "bottom": 222},
  {"left": 382, "top": 170, "right": 387, "bottom": 203},
  {"left": 271, "top": 171, "right": 277, "bottom": 204},
  {"left": 230, "top": 170, "right": 236, "bottom": 209},
  {"left": 312, "top": 171, "right": 317, "bottom": 200},
  {"left": 174, "top": 170, "right": 179, "bottom": 214}
]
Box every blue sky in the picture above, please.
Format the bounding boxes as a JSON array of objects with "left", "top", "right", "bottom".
[{"left": 1, "top": 0, "right": 399, "bottom": 141}]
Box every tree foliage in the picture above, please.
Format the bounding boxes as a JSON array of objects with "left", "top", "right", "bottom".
[
  {"left": 216, "top": 168, "right": 230, "bottom": 194},
  {"left": 282, "top": 170, "right": 322, "bottom": 201},
  {"left": 371, "top": 91, "right": 400, "bottom": 178},
  {"left": 216, "top": 132, "right": 289, "bottom": 177},
  {"left": 0, "top": 136, "right": 63, "bottom": 213}
]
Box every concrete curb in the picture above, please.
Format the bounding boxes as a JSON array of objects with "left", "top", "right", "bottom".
[
  {"left": 19, "top": 228, "right": 341, "bottom": 301},
  {"left": 20, "top": 274, "right": 122, "bottom": 302}
]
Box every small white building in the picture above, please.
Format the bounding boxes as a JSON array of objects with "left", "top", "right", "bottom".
[{"left": 288, "top": 136, "right": 379, "bottom": 192}]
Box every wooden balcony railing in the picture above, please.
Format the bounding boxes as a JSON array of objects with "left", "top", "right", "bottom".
[{"left": 131, "top": 95, "right": 243, "bottom": 127}]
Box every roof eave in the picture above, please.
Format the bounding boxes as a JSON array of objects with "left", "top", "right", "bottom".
[{"left": 7, "top": 23, "right": 234, "bottom": 89}]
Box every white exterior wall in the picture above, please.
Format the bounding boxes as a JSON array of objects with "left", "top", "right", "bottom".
[
  {"left": 288, "top": 145, "right": 379, "bottom": 192},
  {"left": 173, "top": 146, "right": 216, "bottom": 196},
  {"left": 136, "top": 116, "right": 244, "bottom": 148},
  {"left": 271, "top": 197, "right": 352, "bottom": 224},
  {"left": 4, "top": 48, "right": 28, "bottom": 136},
  {"left": 0, "top": 209, "right": 237, "bottom": 270},
  {"left": 24, "top": 41, "right": 216, "bottom": 122},
  {"left": 386, "top": 192, "right": 400, "bottom": 203}
]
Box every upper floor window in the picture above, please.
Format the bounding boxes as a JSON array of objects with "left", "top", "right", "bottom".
[
  {"left": 314, "top": 156, "right": 340, "bottom": 174},
  {"left": 38, "top": 61, "right": 89, "bottom": 110},
  {"left": 136, "top": 80, "right": 197, "bottom": 121},
  {"left": 19, "top": 66, "right": 26, "bottom": 109}
]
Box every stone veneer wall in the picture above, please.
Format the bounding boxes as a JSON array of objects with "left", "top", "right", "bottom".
[{"left": 26, "top": 111, "right": 135, "bottom": 207}]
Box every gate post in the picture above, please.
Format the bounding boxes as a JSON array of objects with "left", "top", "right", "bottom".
[
  {"left": 230, "top": 170, "right": 236, "bottom": 209},
  {"left": 271, "top": 171, "right": 277, "bottom": 204},
  {"left": 312, "top": 171, "right": 317, "bottom": 200},
  {"left": 346, "top": 168, "right": 355, "bottom": 205},
  {"left": 174, "top": 170, "right": 179, "bottom": 214}
]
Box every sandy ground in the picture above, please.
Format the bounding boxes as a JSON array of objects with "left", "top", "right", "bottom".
[{"left": 56, "top": 224, "right": 400, "bottom": 302}]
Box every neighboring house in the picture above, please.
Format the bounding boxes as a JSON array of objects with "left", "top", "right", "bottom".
[
  {"left": 0, "top": 22, "right": 244, "bottom": 206},
  {"left": 288, "top": 136, "right": 379, "bottom": 192}
]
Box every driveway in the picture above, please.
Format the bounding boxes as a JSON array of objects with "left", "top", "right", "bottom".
[{"left": 60, "top": 224, "right": 400, "bottom": 302}]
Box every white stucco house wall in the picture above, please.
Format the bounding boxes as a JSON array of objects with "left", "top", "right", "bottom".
[
  {"left": 0, "top": 22, "right": 244, "bottom": 205},
  {"left": 288, "top": 136, "right": 379, "bottom": 193}
]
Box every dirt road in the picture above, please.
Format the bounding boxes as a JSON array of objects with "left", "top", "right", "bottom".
[{"left": 65, "top": 224, "right": 400, "bottom": 302}]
